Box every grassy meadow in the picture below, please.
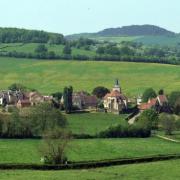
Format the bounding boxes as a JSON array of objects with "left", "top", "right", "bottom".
[
  {"left": 66, "top": 112, "right": 127, "bottom": 135},
  {"left": 0, "top": 43, "right": 96, "bottom": 57},
  {"left": 0, "top": 160, "right": 180, "bottom": 180},
  {"left": 0, "top": 138, "right": 180, "bottom": 164},
  {"left": 0, "top": 57, "right": 179, "bottom": 96}
]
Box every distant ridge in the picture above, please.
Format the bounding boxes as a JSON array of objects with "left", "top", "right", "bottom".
[
  {"left": 97, "top": 25, "right": 175, "bottom": 36},
  {"left": 67, "top": 25, "right": 176, "bottom": 40}
]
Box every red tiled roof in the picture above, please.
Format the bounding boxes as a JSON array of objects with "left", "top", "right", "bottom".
[
  {"left": 110, "top": 90, "right": 121, "bottom": 97},
  {"left": 104, "top": 90, "right": 127, "bottom": 101},
  {"left": 138, "top": 103, "right": 151, "bottom": 110},
  {"left": 148, "top": 98, "right": 157, "bottom": 106}
]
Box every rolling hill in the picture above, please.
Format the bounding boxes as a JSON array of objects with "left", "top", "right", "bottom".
[
  {"left": 0, "top": 57, "right": 179, "bottom": 96},
  {"left": 96, "top": 25, "right": 175, "bottom": 36},
  {"left": 67, "top": 25, "right": 180, "bottom": 46}
]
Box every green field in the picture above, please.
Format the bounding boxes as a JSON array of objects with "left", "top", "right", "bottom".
[
  {"left": 91, "top": 36, "right": 140, "bottom": 43},
  {"left": 94, "top": 35, "right": 180, "bottom": 46},
  {"left": 67, "top": 33, "right": 180, "bottom": 46},
  {"left": 0, "top": 159, "right": 180, "bottom": 180},
  {"left": 135, "top": 35, "right": 180, "bottom": 46},
  {"left": 0, "top": 57, "right": 179, "bottom": 96},
  {"left": 0, "top": 43, "right": 96, "bottom": 57},
  {"left": 66, "top": 113, "right": 127, "bottom": 135},
  {"left": 0, "top": 138, "right": 180, "bottom": 164}
]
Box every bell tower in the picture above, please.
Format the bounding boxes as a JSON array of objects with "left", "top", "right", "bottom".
[{"left": 113, "top": 79, "right": 121, "bottom": 93}]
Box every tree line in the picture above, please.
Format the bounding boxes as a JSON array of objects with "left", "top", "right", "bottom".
[
  {"left": 0, "top": 28, "right": 65, "bottom": 44},
  {"left": 0, "top": 27, "right": 180, "bottom": 65}
]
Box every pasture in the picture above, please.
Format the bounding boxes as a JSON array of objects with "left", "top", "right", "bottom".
[
  {"left": 66, "top": 112, "right": 127, "bottom": 135},
  {"left": 0, "top": 160, "right": 180, "bottom": 180},
  {"left": 0, "top": 43, "right": 96, "bottom": 57},
  {"left": 0, "top": 138, "right": 179, "bottom": 164},
  {"left": 0, "top": 57, "right": 179, "bottom": 96}
]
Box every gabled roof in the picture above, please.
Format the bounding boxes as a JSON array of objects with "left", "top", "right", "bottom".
[
  {"left": 139, "top": 95, "right": 169, "bottom": 110},
  {"left": 83, "top": 95, "right": 98, "bottom": 105},
  {"left": 104, "top": 90, "right": 127, "bottom": 100}
]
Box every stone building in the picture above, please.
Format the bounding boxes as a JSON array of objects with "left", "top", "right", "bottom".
[{"left": 103, "top": 80, "right": 128, "bottom": 114}]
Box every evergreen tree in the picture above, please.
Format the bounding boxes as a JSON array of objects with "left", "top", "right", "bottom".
[{"left": 63, "top": 86, "right": 73, "bottom": 113}]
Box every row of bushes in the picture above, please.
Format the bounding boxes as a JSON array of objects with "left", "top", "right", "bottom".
[
  {"left": 0, "top": 51, "right": 180, "bottom": 65},
  {"left": 98, "top": 123, "right": 151, "bottom": 138}
]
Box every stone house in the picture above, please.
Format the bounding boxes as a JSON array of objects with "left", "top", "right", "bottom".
[
  {"left": 0, "top": 90, "right": 24, "bottom": 106},
  {"left": 72, "top": 91, "right": 98, "bottom": 109},
  {"left": 16, "top": 99, "right": 31, "bottom": 108},
  {"left": 103, "top": 80, "right": 128, "bottom": 114}
]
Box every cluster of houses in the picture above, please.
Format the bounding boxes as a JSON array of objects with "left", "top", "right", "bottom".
[
  {"left": 138, "top": 94, "right": 169, "bottom": 113},
  {"left": 0, "top": 90, "right": 52, "bottom": 110},
  {"left": 0, "top": 79, "right": 170, "bottom": 114}
]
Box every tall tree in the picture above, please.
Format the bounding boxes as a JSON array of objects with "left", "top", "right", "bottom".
[
  {"left": 63, "top": 86, "right": 73, "bottom": 114},
  {"left": 92, "top": 86, "right": 110, "bottom": 99}
]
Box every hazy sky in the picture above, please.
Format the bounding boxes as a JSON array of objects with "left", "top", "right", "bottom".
[{"left": 0, "top": 0, "right": 179, "bottom": 35}]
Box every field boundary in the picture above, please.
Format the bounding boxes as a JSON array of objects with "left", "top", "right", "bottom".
[
  {"left": 155, "top": 135, "right": 180, "bottom": 143},
  {"left": 0, "top": 154, "right": 180, "bottom": 170}
]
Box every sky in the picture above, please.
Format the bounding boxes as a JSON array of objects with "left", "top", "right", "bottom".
[{"left": 0, "top": 0, "right": 179, "bottom": 35}]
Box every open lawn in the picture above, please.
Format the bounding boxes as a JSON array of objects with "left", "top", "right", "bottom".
[
  {"left": 0, "top": 138, "right": 180, "bottom": 164},
  {"left": 0, "top": 159, "right": 180, "bottom": 180},
  {"left": 0, "top": 57, "right": 179, "bottom": 96},
  {"left": 66, "top": 112, "right": 127, "bottom": 135}
]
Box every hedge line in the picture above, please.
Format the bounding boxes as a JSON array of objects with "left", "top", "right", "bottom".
[
  {"left": 0, "top": 52, "right": 180, "bottom": 65},
  {"left": 0, "top": 154, "right": 179, "bottom": 170}
]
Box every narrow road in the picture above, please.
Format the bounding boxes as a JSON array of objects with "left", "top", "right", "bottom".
[{"left": 128, "top": 112, "right": 141, "bottom": 124}]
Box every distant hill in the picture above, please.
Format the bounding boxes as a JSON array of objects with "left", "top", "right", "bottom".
[
  {"left": 67, "top": 25, "right": 180, "bottom": 46},
  {"left": 67, "top": 25, "right": 176, "bottom": 38},
  {"left": 97, "top": 25, "right": 175, "bottom": 36}
]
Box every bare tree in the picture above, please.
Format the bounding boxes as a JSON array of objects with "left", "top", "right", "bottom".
[{"left": 40, "top": 128, "right": 72, "bottom": 164}]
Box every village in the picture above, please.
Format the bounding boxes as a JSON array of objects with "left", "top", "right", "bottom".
[{"left": 0, "top": 79, "right": 173, "bottom": 120}]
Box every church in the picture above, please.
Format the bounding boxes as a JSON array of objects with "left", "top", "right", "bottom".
[{"left": 103, "top": 80, "right": 128, "bottom": 114}]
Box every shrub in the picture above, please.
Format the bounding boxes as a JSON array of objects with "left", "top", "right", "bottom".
[
  {"left": 159, "top": 113, "right": 176, "bottom": 135},
  {"left": 98, "top": 122, "right": 151, "bottom": 138},
  {"left": 40, "top": 129, "right": 72, "bottom": 165}
]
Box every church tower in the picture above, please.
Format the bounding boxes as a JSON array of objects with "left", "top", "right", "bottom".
[{"left": 112, "top": 79, "right": 121, "bottom": 93}]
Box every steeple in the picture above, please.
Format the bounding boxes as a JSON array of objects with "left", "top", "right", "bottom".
[{"left": 113, "top": 79, "right": 121, "bottom": 93}]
